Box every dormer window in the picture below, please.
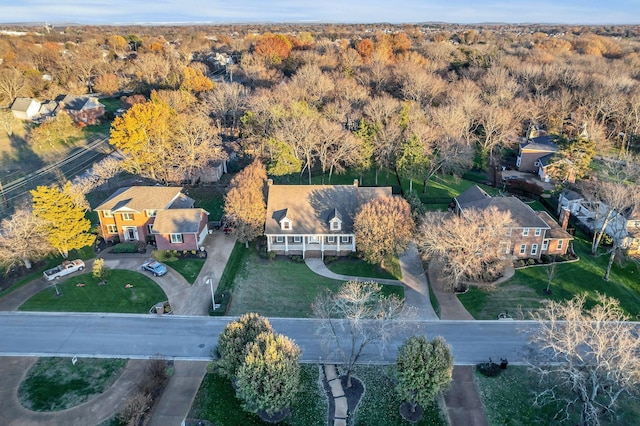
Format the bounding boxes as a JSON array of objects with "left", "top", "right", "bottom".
[
  {"left": 328, "top": 208, "right": 342, "bottom": 231},
  {"left": 103, "top": 210, "right": 113, "bottom": 218},
  {"left": 281, "top": 218, "right": 292, "bottom": 231}
]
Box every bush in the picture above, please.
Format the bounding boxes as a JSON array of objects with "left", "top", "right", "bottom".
[
  {"left": 111, "top": 242, "right": 139, "bottom": 253},
  {"left": 527, "top": 258, "right": 536, "bottom": 265},
  {"left": 324, "top": 256, "right": 339, "bottom": 265},
  {"left": 288, "top": 255, "right": 304, "bottom": 263},
  {"left": 209, "top": 291, "right": 231, "bottom": 316}
]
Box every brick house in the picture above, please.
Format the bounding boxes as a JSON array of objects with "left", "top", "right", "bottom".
[
  {"left": 58, "top": 95, "right": 105, "bottom": 125},
  {"left": 455, "top": 185, "right": 573, "bottom": 259},
  {"left": 94, "top": 186, "right": 209, "bottom": 251},
  {"left": 265, "top": 180, "right": 392, "bottom": 259}
]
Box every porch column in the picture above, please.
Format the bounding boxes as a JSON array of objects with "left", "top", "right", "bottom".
[
  {"left": 267, "top": 235, "right": 271, "bottom": 251},
  {"left": 321, "top": 235, "right": 325, "bottom": 260},
  {"left": 337, "top": 237, "right": 340, "bottom": 254},
  {"left": 302, "top": 236, "right": 306, "bottom": 259},
  {"left": 352, "top": 234, "right": 356, "bottom": 252},
  {"left": 285, "top": 236, "right": 289, "bottom": 254}
]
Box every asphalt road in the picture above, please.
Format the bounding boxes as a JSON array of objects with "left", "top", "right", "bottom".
[{"left": 0, "top": 312, "right": 539, "bottom": 365}]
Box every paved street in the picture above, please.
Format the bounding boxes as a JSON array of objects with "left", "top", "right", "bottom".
[{"left": 0, "top": 312, "right": 538, "bottom": 365}]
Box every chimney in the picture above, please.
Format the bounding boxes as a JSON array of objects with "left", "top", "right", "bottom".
[
  {"left": 353, "top": 179, "right": 359, "bottom": 187},
  {"left": 267, "top": 178, "right": 273, "bottom": 186},
  {"left": 560, "top": 207, "right": 570, "bottom": 231}
]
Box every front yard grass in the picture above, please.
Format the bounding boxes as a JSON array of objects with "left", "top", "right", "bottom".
[
  {"left": 325, "top": 257, "right": 401, "bottom": 280},
  {"left": 458, "top": 233, "right": 640, "bottom": 319},
  {"left": 19, "top": 270, "right": 167, "bottom": 313},
  {"left": 18, "top": 357, "right": 127, "bottom": 412},
  {"left": 351, "top": 365, "right": 447, "bottom": 426},
  {"left": 226, "top": 246, "right": 403, "bottom": 317},
  {"left": 154, "top": 254, "right": 206, "bottom": 284},
  {"left": 189, "top": 364, "right": 326, "bottom": 426},
  {"left": 475, "top": 366, "right": 640, "bottom": 425}
]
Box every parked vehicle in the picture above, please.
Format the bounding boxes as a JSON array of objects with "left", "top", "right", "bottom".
[
  {"left": 43, "top": 259, "right": 85, "bottom": 281},
  {"left": 140, "top": 260, "right": 168, "bottom": 277}
]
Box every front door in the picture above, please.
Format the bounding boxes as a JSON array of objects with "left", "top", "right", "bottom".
[{"left": 124, "top": 227, "right": 138, "bottom": 241}]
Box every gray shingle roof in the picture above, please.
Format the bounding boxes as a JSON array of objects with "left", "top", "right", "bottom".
[
  {"left": 265, "top": 185, "right": 392, "bottom": 235},
  {"left": 60, "top": 95, "right": 104, "bottom": 111},
  {"left": 520, "top": 135, "right": 558, "bottom": 152},
  {"left": 95, "top": 186, "right": 190, "bottom": 212},
  {"left": 152, "top": 208, "right": 206, "bottom": 234},
  {"left": 11, "top": 97, "right": 39, "bottom": 112},
  {"left": 456, "top": 185, "right": 549, "bottom": 229},
  {"left": 536, "top": 211, "right": 573, "bottom": 240}
]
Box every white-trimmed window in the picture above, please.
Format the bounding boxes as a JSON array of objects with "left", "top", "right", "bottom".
[
  {"left": 534, "top": 228, "right": 541, "bottom": 236},
  {"left": 103, "top": 210, "right": 113, "bottom": 218},
  {"left": 122, "top": 212, "right": 134, "bottom": 221},
  {"left": 292, "top": 236, "right": 302, "bottom": 243},
  {"left": 308, "top": 235, "right": 320, "bottom": 244},
  {"left": 542, "top": 240, "right": 549, "bottom": 251},
  {"left": 106, "top": 224, "right": 117, "bottom": 234},
  {"left": 327, "top": 236, "right": 336, "bottom": 243},
  {"left": 275, "top": 236, "right": 284, "bottom": 243},
  {"left": 330, "top": 221, "right": 340, "bottom": 230},
  {"left": 146, "top": 209, "right": 157, "bottom": 217},
  {"left": 557, "top": 239, "right": 564, "bottom": 250},
  {"left": 281, "top": 219, "right": 291, "bottom": 230},
  {"left": 519, "top": 244, "right": 527, "bottom": 254},
  {"left": 499, "top": 241, "right": 510, "bottom": 254},
  {"left": 523, "top": 228, "right": 530, "bottom": 236},
  {"left": 531, "top": 244, "right": 538, "bottom": 255},
  {"left": 170, "top": 233, "right": 183, "bottom": 244},
  {"left": 340, "top": 236, "right": 351, "bottom": 243},
  {"left": 147, "top": 224, "right": 154, "bottom": 234}
]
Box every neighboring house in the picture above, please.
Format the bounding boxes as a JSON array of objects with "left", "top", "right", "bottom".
[
  {"left": 37, "top": 100, "right": 58, "bottom": 119},
  {"left": 455, "top": 185, "right": 573, "bottom": 259},
  {"left": 265, "top": 180, "right": 392, "bottom": 259},
  {"left": 10, "top": 97, "right": 42, "bottom": 120},
  {"left": 58, "top": 94, "right": 105, "bottom": 124},
  {"left": 166, "top": 159, "right": 228, "bottom": 184},
  {"left": 516, "top": 135, "right": 558, "bottom": 173},
  {"left": 537, "top": 154, "right": 576, "bottom": 183},
  {"left": 560, "top": 190, "right": 640, "bottom": 255},
  {"left": 94, "top": 186, "right": 209, "bottom": 251}
]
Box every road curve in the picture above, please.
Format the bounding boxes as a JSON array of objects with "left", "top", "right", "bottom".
[{"left": 0, "top": 312, "right": 538, "bottom": 365}]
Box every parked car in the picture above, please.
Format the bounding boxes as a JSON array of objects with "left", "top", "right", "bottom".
[
  {"left": 140, "top": 260, "right": 168, "bottom": 277},
  {"left": 43, "top": 259, "right": 85, "bottom": 281}
]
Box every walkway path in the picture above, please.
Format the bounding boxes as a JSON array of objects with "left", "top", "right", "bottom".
[{"left": 305, "top": 243, "right": 438, "bottom": 320}]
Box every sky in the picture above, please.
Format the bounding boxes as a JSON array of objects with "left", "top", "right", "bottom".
[{"left": 0, "top": 0, "right": 638, "bottom": 25}]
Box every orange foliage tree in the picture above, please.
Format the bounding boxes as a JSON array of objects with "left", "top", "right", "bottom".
[
  {"left": 254, "top": 33, "right": 292, "bottom": 64},
  {"left": 356, "top": 39, "right": 374, "bottom": 61},
  {"left": 180, "top": 66, "right": 214, "bottom": 93}
]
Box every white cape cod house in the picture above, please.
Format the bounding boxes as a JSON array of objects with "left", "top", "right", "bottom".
[{"left": 264, "top": 180, "right": 391, "bottom": 259}]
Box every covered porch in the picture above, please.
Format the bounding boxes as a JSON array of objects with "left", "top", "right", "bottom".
[{"left": 266, "top": 234, "right": 356, "bottom": 259}]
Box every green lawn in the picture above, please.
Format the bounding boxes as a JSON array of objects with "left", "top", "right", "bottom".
[
  {"left": 226, "top": 246, "right": 403, "bottom": 317},
  {"left": 18, "top": 357, "right": 127, "bottom": 412},
  {"left": 19, "top": 270, "right": 167, "bottom": 313},
  {"left": 458, "top": 233, "right": 640, "bottom": 320},
  {"left": 157, "top": 256, "right": 206, "bottom": 284},
  {"left": 325, "top": 257, "right": 401, "bottom": 280},
  {"left": 475, "top": 366, "right": 640, "bottom": 425},
  {"left": 188, "top": 364, "right": 326, "bottom": 426},
  {"left": 350, "top": 365, "right": 446, "bottom": 426},
  {"left": 217, "top": 241, "right": 247, "bottom": 292}
]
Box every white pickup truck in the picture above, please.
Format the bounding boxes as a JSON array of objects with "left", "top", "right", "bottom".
[{"left": 43, "top": 259, "right": 85, "bottom": 281}]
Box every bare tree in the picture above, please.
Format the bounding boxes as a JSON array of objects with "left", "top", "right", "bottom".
[
  {"left": 530, "top": 294, "right": 640, "bottom": 426},
  {"left": 0, "top": 108, "right": 17, "bottom": 137},
  {"left": 313, "top": 280, "right": 411, "bottom": 388},
  {"left": 0, "top": 206, "right": 54, "bottom": 270},
  {"left": 417, "top": 207, "right": 512, "bottom": 291},
  {"left": 204, "top": 82, "right": 249, "bottom": 137},
  {"left": 0, "top": 68, "right": 26, "bottom": 105}
]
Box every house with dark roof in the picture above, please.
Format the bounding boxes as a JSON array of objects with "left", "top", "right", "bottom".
[
  {"left": 455, "top": 185, "right": 573, "bottom": 259},
  {"left": 264, "top": 180, "right": 392, "bottom": 258},
  {"left": 11, "top": 97, "right": 42, "bottom": 120},
  {"left": 94, "top": 186, "right": 208, "bottom": 251},
  {"left": 58, "top": 94, "right": 105, "bottom": 124},
  {"left": 516, "top": 135, "right": 558, "bottom": 173}
]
